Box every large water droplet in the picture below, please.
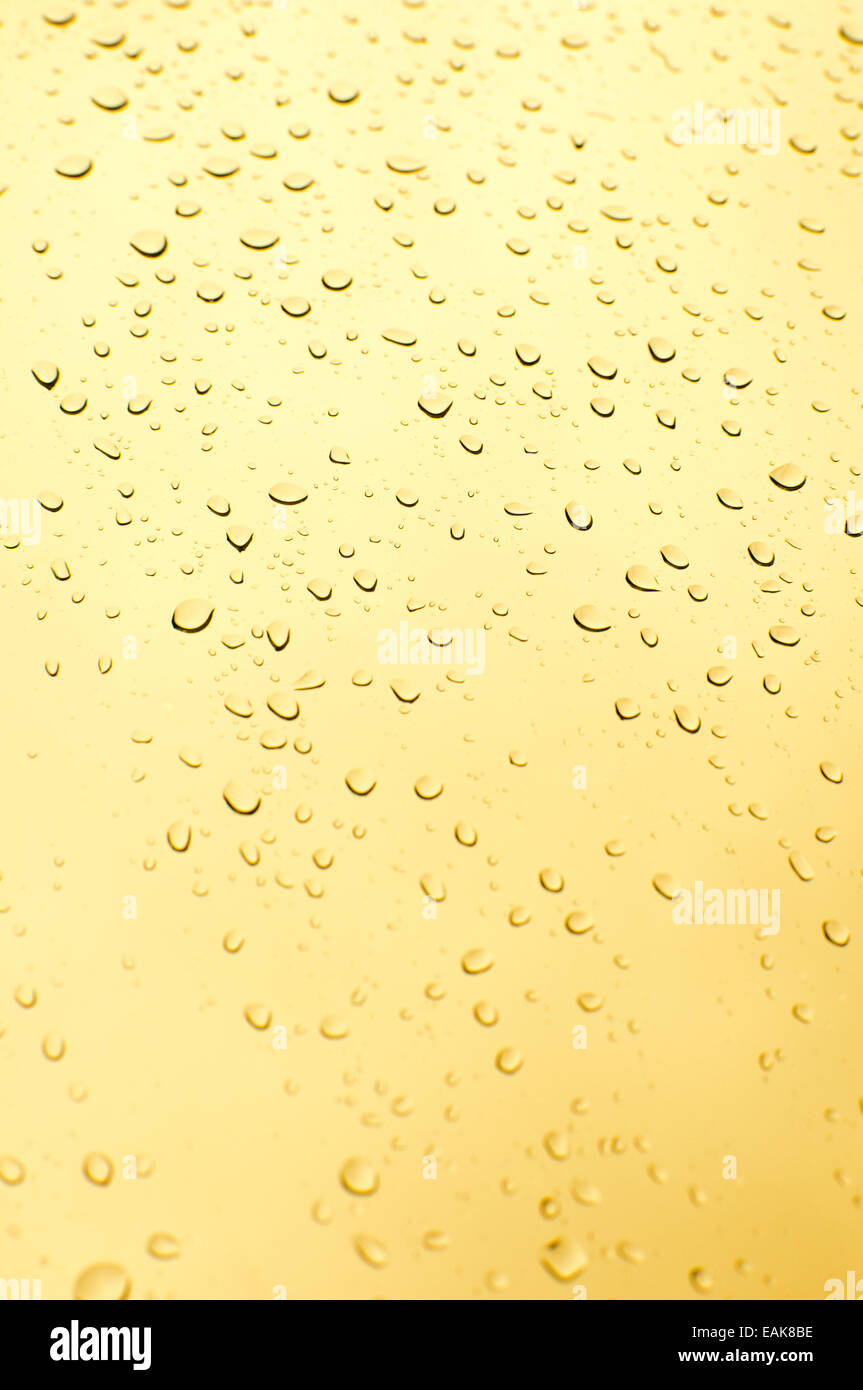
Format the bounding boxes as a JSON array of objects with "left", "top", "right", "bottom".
[
  {"left": 74, "top": 1263, "right": 131, "bottom": 1300},
  {"left": 172, "top": 599, "right": 214, "bottom": 633}
]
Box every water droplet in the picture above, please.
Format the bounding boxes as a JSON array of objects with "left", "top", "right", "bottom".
[
  {"left": 717, "top": 487, "right": 743, "bottom": 509},
  {"left": 167, "top": 821, "right": 191, "bottom": 852},
  {"left": 674, "top": 706, "right": 701, "bottom": 733},
  {"left": 345, "top": 768, "right": 376, "bottom": 796},
  {"left": 788, "top": 851, "right": 813, "bottom": 881},
  {"left": 328, "top": 83, "right": 359, "bottom": 104},
  {"left": 821, "top": 918, "right": 849, "bottom": 947},
  {"left": 129, "top": 230, "right": 167, "bottom": 257},
  {"left": 32, "top": 360, "right": 59, "bottom": 389},
  {"left": 565, "top": 909, "right": 594, "bottom": 935},
  {"left": 542, "top": 1234, "right": 587, "bottom": 1281},
  {"left": 42, "top": 1032, "right": 67, "bottom": 1060},
  {"left": 266, "top": 622, "right": 290, "bottom": 651},
  {"left": 419, "top": 872, "right": 446, "bottom": 902},
  {"left": 573, "top": 605, "right": 612, "bottom": 632},
  {"left": 615, "top": 697, "right": 640, "bottom": 719},
  {"left": 223, "top": 781, "right": 261, "bottom": 815},
  {"left": 74, "top": 1263, "right": 131, "bottom": 1300},
  {"left": 455, "top": 820, "right": 477, "bottom": 846},
  {"left": 197, "top": 281, "right": 224, "bottom": 303},
  {"left": 462, "top": 948, "right": 493, "bottom": 974},
  {"left": 244, "top": 1003, "right": 271, "bottom": 1030},
  {"left": 239, "top": 229, "right": 279, "bottom": 250},
  {"left": 172, "top": 599, "right": 214, "bottom": 633},
  {"left": 354, "top": 1234, "right": 388, "bottom": 1268},
  {"left": 226, "top": 525, "right": 253, "bottom": 553},
  {"left": 0, "top": 1157, "right": 26, "bottom": 1185},
  {"left": 56, "top": 155, "right": 92, "bottom": 178},
  {"left": 414, "top": 775, "right": 443, "bottom": 800},
  {"left": 390, "top": 678, "right": 419, "bottom": 703},
  {"left": 418, "top": 390, "right": 451, "bottom": 418},
  {"left": 83, "top": 1153, "right": 114, "bottom": 1186},
  {"left": 626, "top": 565, "right": 659, "bottom": 592},
  {"left": 322, "top": 268, "right": 352, "bottom": 291},
  {"left": 571, "top": 1180, "right": 601, "bottom": 1206},
  {"left": 769, "top": 463, "right": 805, "bottom": 491},
  {"left": 660, "top": 544, "right": 689, "bottom": 570},
  {"left": 268, "top": 482, "right": 307, "bottom": 506},
  {"left": 565, "top": 501, "right": 593, "bottom": 530},
  {"left": 578, "top": 992, "right": 604, "bottom": 1012},
  {"left": 744, "top": 539, "right": 772, "bottom": 567},
  {"left": 495, "top": 1047, "right": 524, "bottom": 1074},
  {"left": 320, "top": 1015, "right": 349, "bottom": 1039},
  {"left": 515, "top": 343, "right": 540, "bottom": 366},
  {"left": 648, "top": 337, "right": 675, "bottom": 362},
  {"left": 91, "top": 86, "right": 128, "bottom": 111},
  {"left": 382, "top": 327, "right": 416, "bottom": 346},
  {"left": 147, "top": 1232, "right": 181, "bottom": 1260},
  {"left": 769, "top": 625, "right": 800, "bottom": 647},
  {"left": 340, "top": 1158, "right": 380, "bottom": 1195},
  {"left": 819, "top": 761, "right": 843, "bottom": 784},
  {"left": 544, "top": 1131, "right": 570, "bottom": 1160}
]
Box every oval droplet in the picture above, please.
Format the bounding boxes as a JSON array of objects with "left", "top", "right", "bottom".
[{"left": 172, "top": 599, "right": 214, "bottom": 633}]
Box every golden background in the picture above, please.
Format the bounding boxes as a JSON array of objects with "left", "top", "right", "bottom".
[{"left": 1, "top": 0, "right": 860, "bottom": 1300}]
